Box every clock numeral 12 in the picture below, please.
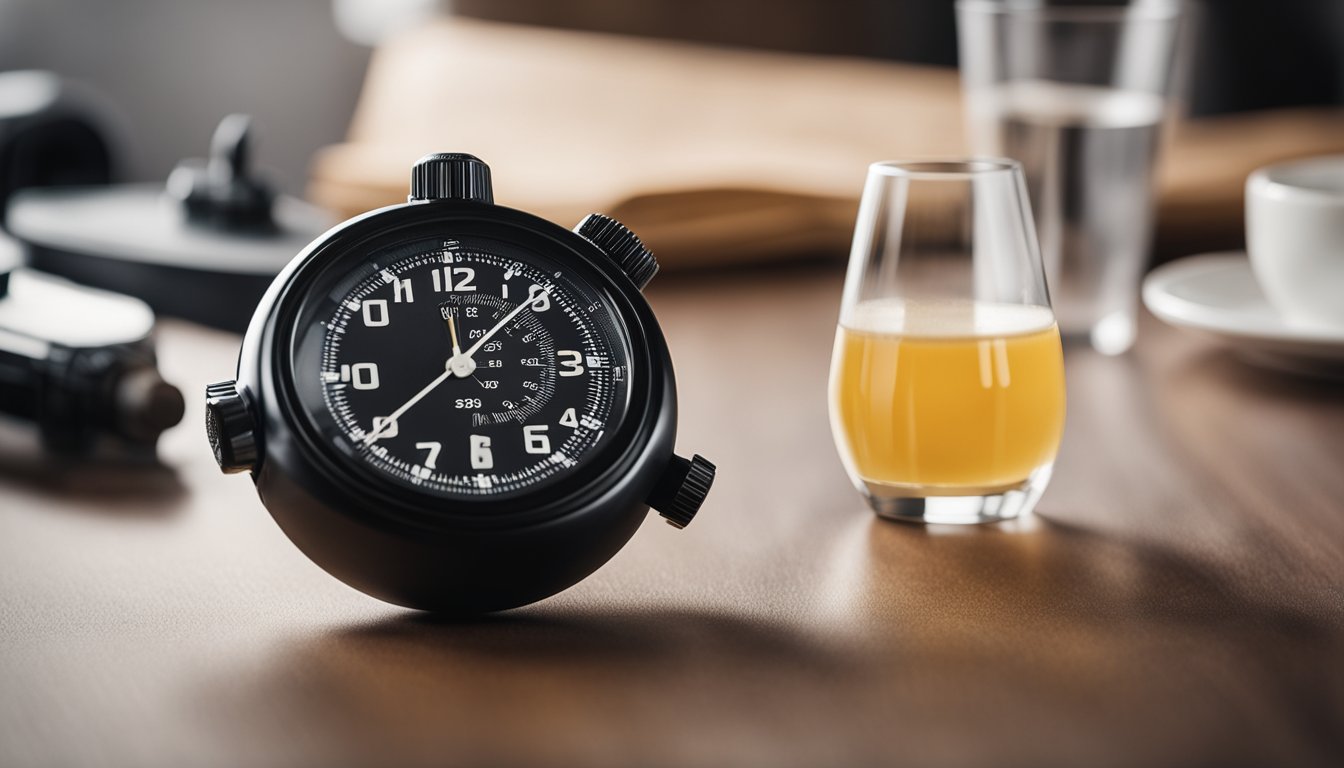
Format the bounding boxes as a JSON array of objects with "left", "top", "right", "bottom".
[{"left": 432, "top": 267, "right": 477, "bottom": 292}]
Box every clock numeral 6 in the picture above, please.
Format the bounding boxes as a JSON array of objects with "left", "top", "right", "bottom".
[
  {"left": 469, "top": 435, "right": 493, "bottom": 470},
  {"left": 557, "top": 350, "right": 584, "bottom": 377},
  {"left": 523, "top": 424, "right": 551, "bottom": 454}
]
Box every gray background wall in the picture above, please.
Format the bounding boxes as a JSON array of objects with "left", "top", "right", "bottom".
[{"left": 0, "top": 0, "right": 371, "bottom": 195}]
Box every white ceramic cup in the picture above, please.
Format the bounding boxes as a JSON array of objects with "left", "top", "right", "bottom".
[{"left": 1246, "top": 155, "right": 1344, "bottom": 329}]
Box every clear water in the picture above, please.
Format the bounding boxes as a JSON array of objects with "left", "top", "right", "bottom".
[{"left": 976, "top": 80, "right": 1166, "bottom": 355}]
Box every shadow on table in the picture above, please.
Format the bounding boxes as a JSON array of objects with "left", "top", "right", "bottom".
[
  {"left": 864, "top": 511, "right": 1336, "bottom": 637},
  {"left": 323, "top": 605, "right": 852, "bottom": 670},
  {"left": 208, "top": 512, "right": 1344, "bottom": 766},
  {"left": 0, "top": 439, "right": 186, "bottom": 517},
  {"left": 211, "top": 606, "right": 872, "bottom": 766}
]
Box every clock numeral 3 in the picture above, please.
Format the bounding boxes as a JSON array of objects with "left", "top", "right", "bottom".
[{"left": 557, "top": 350, "right": 584, "bottom": 377}]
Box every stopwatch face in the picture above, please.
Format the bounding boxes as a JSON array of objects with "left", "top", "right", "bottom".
[{"left": 288, "top": 231, "right": 634, "bottom": 502}]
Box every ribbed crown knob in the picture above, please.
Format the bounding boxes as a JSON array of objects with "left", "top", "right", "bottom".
[
  {"left": 205, "top": 380, "right": 257, "bottom": 473},
  {"left": 575, "top": 213, "right": 659, "bottom": 290},
  {"left": 648, "top": 454, "right": 716, "bottom": 529},
  {"left": 409, "top": 153, "right": 493, "bottom": 203}
]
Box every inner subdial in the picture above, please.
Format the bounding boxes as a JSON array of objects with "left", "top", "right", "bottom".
[{"left": 440, "top": 293, "right": 557, "bottom": 427}]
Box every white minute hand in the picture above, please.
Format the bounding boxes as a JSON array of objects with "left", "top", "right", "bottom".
[{"left": 459, "top": 288, "right": 549, "bottom": 360}]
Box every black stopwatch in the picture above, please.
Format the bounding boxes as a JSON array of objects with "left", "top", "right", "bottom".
[{"left": 205, "top": 153, "right": 714, "bottom": 613}]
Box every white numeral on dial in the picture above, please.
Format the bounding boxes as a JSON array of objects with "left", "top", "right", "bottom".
[
  {"left": 362, "top": 299, "right": 389, "bottom": 327},
  {"left": 392, "top": 277, "right": 414, "bottom": 303},
  {"left": 470, "top": 435, "right": 493, "bottom": 469},
  {"left": 415, "top": 441, "right": 441, "bottom": 470},
  {"left": 559, "top": 408, "right": 578, "bottom": 428},
  {"left": 432, "top": 267, "right": 477, "bottom": 292},
  {"left": 557, "top": 350, "right": 584, "bottom": 377},
  {"left": 523, "top": 424, "right": 551, "bottom": 454},
  {"left": 349, "top": 363, "right": 380, "bottom": 390},
  {"left": 528, "top": 284, "right": 550, "bottom": 311}
]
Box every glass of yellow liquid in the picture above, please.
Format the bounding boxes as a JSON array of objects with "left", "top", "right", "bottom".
[{"left": 829, "top": 159, "right": 1065, "bottom": 524}]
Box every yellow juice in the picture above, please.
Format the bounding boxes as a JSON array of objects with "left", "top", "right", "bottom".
[{"left": 829, "top": 299, "right": 1066, "bottom": 495}]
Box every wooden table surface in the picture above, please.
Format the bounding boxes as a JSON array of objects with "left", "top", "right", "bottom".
[{"left": 2, "top": 265, "right": 1342, "bottom": 768}]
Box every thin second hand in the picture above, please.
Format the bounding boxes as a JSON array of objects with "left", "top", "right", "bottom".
[{"left": 363, "top": 367, "right": 454, "bottom": 445}]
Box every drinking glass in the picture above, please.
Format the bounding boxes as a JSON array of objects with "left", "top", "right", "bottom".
[
  {"left": 957, "top": 0, "right": 1183, "bottom": 355},
  {"left": 829, "top": 159, "right": 1066, "bottom": 525}
]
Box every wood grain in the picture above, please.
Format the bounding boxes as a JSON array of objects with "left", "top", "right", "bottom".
[{"left": 1, "top": 265, "right": 1341, "bottom": 767}]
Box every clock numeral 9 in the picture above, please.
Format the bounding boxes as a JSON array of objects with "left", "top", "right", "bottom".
[
  {"left": 343, "top": 362, "right": 379, "bottom": 390},
  {"left": 470, "top": 435, "right": 493, "bottom": 470},
  {"left": 524, "top": 424, "right": 550, "bottom": 454}
]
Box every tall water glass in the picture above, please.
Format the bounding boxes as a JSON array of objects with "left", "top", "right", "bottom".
[
  {"left": 957, "top": 0, "right": 1183, "bottom": 355},
  {"left": 829, "top": 160, "right": 1066, "bottom": 525}
]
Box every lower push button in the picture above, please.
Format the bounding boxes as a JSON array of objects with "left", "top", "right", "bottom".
[{"left": 648, "top": 454, "right": 716, "bottom": 529}]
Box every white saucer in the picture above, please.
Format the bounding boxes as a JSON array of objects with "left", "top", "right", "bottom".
[{"left": 1142, "top": 252, "right": 1344, "bottom": 375}]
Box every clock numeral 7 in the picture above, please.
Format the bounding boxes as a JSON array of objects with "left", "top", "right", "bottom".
[{"left": 415, "top": 441, "right": 441, "bottom": 470}]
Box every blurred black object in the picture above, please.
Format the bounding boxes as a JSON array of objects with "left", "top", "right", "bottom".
[
  {"left": 0, "top": 70, "right": 114, "bottom": 223},
  {"left": 0, "top": 234, "right": 183, "bottom": 458},
  {"left": 7, "top": 115, "right": 332, "bottom": 332}
]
